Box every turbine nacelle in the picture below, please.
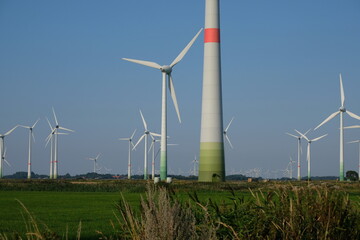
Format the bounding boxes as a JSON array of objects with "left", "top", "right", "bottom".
[
  {"left": 339, "top": 107, "right": 346, "bottom": 112},
  {"left": 160, "top": 65, "right": 172, "bottom": 74}
]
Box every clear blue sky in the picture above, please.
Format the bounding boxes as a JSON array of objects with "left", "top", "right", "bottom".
[{"left": 1, "top": 0, "right": 360, "bottom": 177}]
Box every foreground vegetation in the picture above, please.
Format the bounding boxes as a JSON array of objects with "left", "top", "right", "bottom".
[{"left": 0, "top": 180, "right": 360, "bottom": 239}]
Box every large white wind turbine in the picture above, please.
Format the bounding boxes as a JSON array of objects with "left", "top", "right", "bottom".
[
  {"left": 133, "top": 110, "right": 160, "bottom": 180},
  {"left": 348, "top": 140, "right": 360, "bottom": 177},
  {"left": 19, "top": 119, "right": 40, "bottom": 179},
  {"left": 0, "top": 126, "right": 18, "bottom": 178},
  {"left": 296, "top": 130, "right": 327, "bottom": 181},
  {"left": 88, "top": 153, "right": 101, "bottom": 174},
  {"left": 286, "top": 129, "right": 310, "bottom": 181},
  {"left": 119, "top": 129, "right": 137, "bottom": 179},
  {"left": 314, "top": 74, "right": 360, "bottom": 181},
  {"left": 48, "top": 108, "right": 74, "bottom": 179},
  {"left": 223, "top": 117, "right": 234, "bottom": 148},
  {"left": 123, "top": 28, "right": 203, "bottom": 181}
]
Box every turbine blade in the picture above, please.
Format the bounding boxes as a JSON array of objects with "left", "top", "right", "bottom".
[
  {"left": 52, "top": 107, "right": 59, "bottom": 126},
  {"left": 340, "top": 73, "right": 345, "bottom": 107},
  {"left": 168, "top": 74, "right": 181, "bottom": 123},
  {"left": 4, "top": 159, "right": 11, "bottom": 167},
  {"left": 286, "top": 132, "right": 298, "bottom": 138},
  {"left": 32, "top": 132, "right": 36, "bottom": 143},
  {"left": 45, "top": 133, "right": 52, "bottom": 147},
  {"left": 119, "top": 138, "right": 130, "bottom": 141},
  {"left": 304, "top": 129, "right": 311, "bottom": 136},
  {"left": 150, "top": 132, "right": 161, "bottom": 137},
  {"left": 344, "top": 125, "right": 360, "bottom": 129},
  {"left": 96, "top": 153, "right": 101, "bottom": 160},
  {"left": 346, "top": 110, "right": 360, "bottom": 121},
  {"left": 225, "top": 134, "right": 233, "bottom": 149},
  {"left": 154, "top": 148, "right": 161, "bottom": 160},
  {"left": 294, "top": 129, "right": 309, "bottom": 141},
  {"left": 32, "top": 118, "right": 40, "bottom": 128},
  {"left": 225, "top": 117, "right": 234, "bottom": 132},
  {"left": 139, "top": 110, "right": 148, "bottom": 131},
  {"left": 130, "top": 129, "right": 137, "bottom": 139},
  {"left": 131, "top": 141, "right": 136, "bottom": 151},
  {"left": 348, "top": 140, "right": 360, "bottom": 144},
  {"left": 18, "top": 125, "right": 30, "bottom": 129},
  {"left": 170, "top": 28, "right": 203, "bottom": 68},
  {"left": 59, "top": 126, "right": 75, "bottom": 132},
  {"left": 122, "top": 58, "right": 161, "bottom": 69},
  {"left": 46, "top": 117, "right": 53, "bottom": 131},
  {"left": 133, "top": 134, "right": 145, "bottom": 150},
  {"left": 314, "top": 111, "right": 340, "bottom": 130},
  {"left": 4, "top": 126, "right": 18, "bottom": 136},
  {"left": 312, "top": 134, "right": 328, "bottom": 142},
  {"left": 148, "top": 141, "right": 154, "bottom": 154}
]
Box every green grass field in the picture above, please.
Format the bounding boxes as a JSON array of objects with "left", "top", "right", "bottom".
[{"left": 0, "top": 180, "right": 359, "bottom": 239}]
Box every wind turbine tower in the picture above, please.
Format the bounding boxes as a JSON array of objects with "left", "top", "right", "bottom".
[{"left": 199, "top": 0, "right": 225, "bottom": 182}]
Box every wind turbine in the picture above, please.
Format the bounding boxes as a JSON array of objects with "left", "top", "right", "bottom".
[
  {"left": 223, "top": 117, "right": 234, "bottom": 148},
  {"left": 314, "top": 74, "right": 360, "bottom": 181},
  {"left": 88, "top": 153, "right": 101, "bottom": 174},
  {"left": 192, "top": 155, "right": 198, "bottom": 176},
  {"left": 286, "top": 129, "right": 310, "bottom": 181},
  {"left": 133, "top": 110, "right": 160, "bottom": 180},
  {"left": 148, "top": 139, "right": 177, "bottom": 179},
  {"left": 119, "top": 129, "right": 137, "bottom": 179},
  {"left": 47, "top": 108, "right": 74, "bottom": 179},
  {"left": 45, "top": 118, "right": 68, "bottom": 179},
  {"left": 348, "top": 140, "right": 360, "bottom": 178},
  {"left": 123, "top": 28, "right": 202, "bottom": 181},
  {"left": 19, "top": 119, "right": 40, "bottom": 179},
  {"left": 296, "top": 130, "right": 327, "bottom": 181},
  {"left": 0, "top": 126, "right": 18, "bottom": 178},
  {"left": 287, "top": 156, "right": 295, "bottom": 179}
]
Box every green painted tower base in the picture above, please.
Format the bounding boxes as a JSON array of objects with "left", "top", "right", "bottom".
[
  {"left": 198, "top": 142, "right": 225, "bottom": 182},
  {"left": 160, "top": 151, "right": 167, "bottom": 181}
]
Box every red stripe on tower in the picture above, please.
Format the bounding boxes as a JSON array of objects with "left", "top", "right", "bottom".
[{"left": 204, "top": 28, "right": 220, "bottom": 43}]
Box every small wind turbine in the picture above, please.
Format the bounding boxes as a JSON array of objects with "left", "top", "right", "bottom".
[
  {"left": 19, "top": 119, "right": 40, "bottom": 179},
  {"left": 50, "top": 108, "right": 74, "bottom": 179},
  {"left": 314, "top": 74, "right": 360, "bottom": 181},
  {"left": 296, "top": 130, "right": 327, "bottom": 181},
  {"left": 0, "top": 126, "right": 18, "bottom": 178},
  {"left": 192, "top": 155, "right": 198, "bottom": 176},
  {"left": 223, "top": 117, "right": 234, "bottom": 148},
  {"left": 286, "top": 129, "right": 310, "bottom": 181},
  {"left": 133, "top": 110, "right": 160, "bottom": 180},
  {"left": 88, "top": 153, "right": 101, "bottom": 173},
  {"left": 348, "top": 140, "right": 360, "bottom": 178},
  {"left": 287, "top": 156, "right": 295, "bottom": 180},
  {"left": 123, "top": 28, "right": 203, "bottom": 181},
  {"left": 119, "top": 129, "right": 137, "bottom": 179},
  {"left": 149, "top": 139, "right": 177, "bottom": 179}
]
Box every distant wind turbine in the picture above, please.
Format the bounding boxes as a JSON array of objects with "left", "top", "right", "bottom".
[
  {"left": 314, "top": 74, "right": 360, "bottom": 181},
  {"left": 19, "top": 119, "right": 40, "bottom": 179},
  {"left": 0, "top": 126, "right": 18, "bottom": 178},
  {"left": 192, "top": 155, "right": 198, "bottom": 176},
  {"left": 296, "top": 130, "right": 327, "bottom": 181},
  {"left": 123, "top": 28, "right": 203, "bottom": 181},
  {"left": 133, "top": 110, "right": 160, "bottom": 180},
  {"left": 286, "top": 129, "right": 310, "bottom": 181},
  {"left": 119, "top": 129, "right": 137, "bottom": 179},
  {"left": 348, "top": 140, "right": 360, "bottom": 178},
  {"left": 88, "top": 153, "right": 101, "bottom": 173},
  {"left": 223, "top": 117, "right": 234, "bottom": 148},
  {"left": 287, "top": 156, "right": 295, "bottom": 179}
]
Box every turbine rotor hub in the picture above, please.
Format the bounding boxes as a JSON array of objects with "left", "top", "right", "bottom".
[
  {"left": 340, "top": 107, "right": 346, "bottom": 112},
  {"left": 160, "top": 65, "right": 172, "bottom": 74}
]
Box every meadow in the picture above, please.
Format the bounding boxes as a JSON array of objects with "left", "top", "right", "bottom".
[{"left": 0, "top": 180, "right": 360, "bottom": 239}]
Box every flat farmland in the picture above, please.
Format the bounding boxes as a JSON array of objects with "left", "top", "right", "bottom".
[{"left": 0, "top": 180, "right": 360, "bottom": 239}]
